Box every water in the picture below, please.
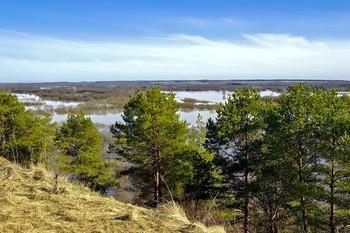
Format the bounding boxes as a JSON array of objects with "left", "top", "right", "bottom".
[
  {"left": 52, "top": 110, "right": 215, "bottom": 126},
  {"left": 180, "top": 110, "right": 216, "bottom": 125},
  {"left": 15, "top": 93, "right": 41, "bottom": 101},
  {"left": 52, "top": 112, "right": 123, "bottom": 125},
  {"left": 168, "top": 90, "right": 280, "bottom": 105},
  {"left": 166, "top": 91, "right": 229, "bottom": 104},
  {"left": 260, "top": 90, "right": 280, "bottom": 97},
  {"left": 16, "top": 90, "right": 280, "bottom": 126},
  {"left": 15, "top": 93, "right": 81, "bottom": 108}
]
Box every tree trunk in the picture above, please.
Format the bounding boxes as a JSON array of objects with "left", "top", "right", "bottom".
[
  {"left": 244, "top": 193, "right": 249, "bottom": 233},
  {"left": 267, "top": 213, "right": 278, "bottom": 233},
  {"left": 243, "top": 151, "right": 249, "bottom": 233},
  {"left": 330, "top": 135, "right": 336, "bottom": 233},
  {"left": 0, "top": 134, "right": 4, "bottom": 155},
  {"left": 154, "top": 169, "right": 161, "bottom": 206},
  {"left": 301, "top": 196, "right": 307, "bottom": 233},
  {"left": 298, "top": 163, "right": 307, "bottom": 233},
  {"left": 330, "top": 159, "right": 335, "bottom": 233},
  {"left": 298, "top": 141, "right": 308, "bottom": 233},
  {"left": 267, "top": 215, "right": 273, "bottom": 233},
  {"left": 330, "top": 187, "right": 335, "bottom": 233},
  {"left": 154, "top": 149, "right": 161, "bottom": 207},
  {"left": 0, "top": 130, "right": 7, "bottom": 158}
]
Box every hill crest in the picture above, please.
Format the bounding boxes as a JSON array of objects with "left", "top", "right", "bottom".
[{"left": 0, "top": 157, "right": 225, "bottom": 233}]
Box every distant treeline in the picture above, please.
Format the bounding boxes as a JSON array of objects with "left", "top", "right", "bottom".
[{"left": 2, "top": 80, "right": 350, "bottom": 102}]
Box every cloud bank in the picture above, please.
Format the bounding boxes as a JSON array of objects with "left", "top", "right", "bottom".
[{"left": 0, "top": 30, "right": 350, "bottom": 82}]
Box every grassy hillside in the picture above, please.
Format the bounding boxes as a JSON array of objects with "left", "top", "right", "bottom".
[{"left": 0, "top": 157, "right": 225, "bottom": 233}]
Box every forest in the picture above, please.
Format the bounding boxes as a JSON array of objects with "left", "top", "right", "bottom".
[{"left": 1, "top": 83, "right": 350, "bottom": 233}]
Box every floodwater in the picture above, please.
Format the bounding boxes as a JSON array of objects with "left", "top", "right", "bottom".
[
  {"left": 15, "top": 93, "right": 81, "bottom": 108},
  {"left": 166, "top": 91, "right": 229, "bottom": 103},
  {"left": 168, "top": 90, "right": 280, "bottom": 104},
  {"left": 15, "top": 90, "right": 280, "bottom": 201},
  {"left": 16, "top": 90, "right": 280, "bottom": 126},
  {"left": 52, "top": 110, "right": 215, "bottom": 126}
]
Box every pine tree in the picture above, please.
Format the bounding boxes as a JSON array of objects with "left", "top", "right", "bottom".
[
  {"left": 0, "top": 91, "right": 55, "bottom": 164},
  {"left": 185, "top": 114, "right": 220, "bottom": 202},
  {"left": 268, "top": 84, "right": 324, "bottom": 232},
  {"left": 316, "top": 90, "right": 350, "bottom": 232},
  {"left": 55, "top": 112, "right": 116, "bottom": 191},
  {"left": 206, "top": 87, "right": 266, "bottom": 233},
  {"left": 251, "top": 100, "right": 292, "bottom": 233},
  {"left": 110, "top": 87, "right": 189, "bottom": 206}
]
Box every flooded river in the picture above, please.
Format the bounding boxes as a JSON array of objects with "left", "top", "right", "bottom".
[{"left": 16, "top": 90, "right": 280, "bottom": 126}]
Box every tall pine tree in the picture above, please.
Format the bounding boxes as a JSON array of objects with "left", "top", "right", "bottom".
[
  {"left": 55, "top": 112, "right": 116, "bottom": 191},
  {"left": 0, "top": 91, "right": 55, "bottom": 164},
  {"left": 206, "top": 87, "right": 266, "bottom": 233},
  {"left": 316, "top": 90, "right": 350, "bottom": 232},
  {"left": 267, "top": 84, "right": 324, "bottom": 232},
  {"left": 110, "top": 87, "right": 189, "bottom": 206}
]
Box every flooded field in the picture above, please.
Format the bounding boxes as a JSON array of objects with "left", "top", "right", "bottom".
[{"left": 16, "top": 90, "right": 280, "bottom": 126}]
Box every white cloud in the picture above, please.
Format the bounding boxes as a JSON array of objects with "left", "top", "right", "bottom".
[{"left": 0, "top": 30, "right": 350, "bottom": 82}]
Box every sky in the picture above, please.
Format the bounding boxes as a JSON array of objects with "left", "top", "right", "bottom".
[{"left": 1, "top": 0, "right": 350, "bottom": 82}]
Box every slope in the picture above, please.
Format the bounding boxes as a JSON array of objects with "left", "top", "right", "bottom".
[{"left": 0, "top": 157, "right": 225, "bottom": 233}]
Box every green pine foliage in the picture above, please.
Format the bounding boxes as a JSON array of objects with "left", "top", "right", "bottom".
[
  {"left": 315, "top": 90, "right": 350, "bottom": 232},
  {"left": 0, "top": 91, "right": 55, "bottom": 164},
  {"left": 55, "top": 112, "right": 116, "bottom": 191},
  {"left": 185, "top": 114, "right": 221, "bottom": 201},
  {"left": 205, "top": 87, "right": 266, "bottom": 233},
  {"left": 110, "top": 87, "right": 189, "bottom": 206},
  {"left": 267, "top": 84, "right": 326, "bottom": 232},
  {"left": 205, "top": 84, "right": 350, "bottom": 232}
]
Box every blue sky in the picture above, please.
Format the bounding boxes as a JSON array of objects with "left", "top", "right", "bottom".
[{"left": 1, "top": 0, "right": 350, "bottom": 82}]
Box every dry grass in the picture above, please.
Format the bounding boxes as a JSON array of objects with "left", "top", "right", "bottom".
[{"left": 0, "top": 157, "right": 225, "bottom": 233}]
